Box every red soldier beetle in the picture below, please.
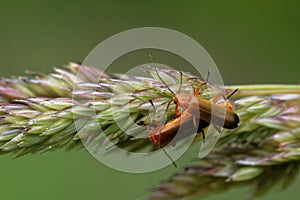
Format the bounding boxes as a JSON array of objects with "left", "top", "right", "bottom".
[
  {"left": 153, "top": 67, "right": 239, "bottom": 133},
  {"left": 148, "top": 100, "right": 210, "bottom": 147},
  {"left": 147, "top": 100, "right": 209, "bottom": 167},
  {"left": 147, "top": 67, "right": 239, "bottom": 166}
]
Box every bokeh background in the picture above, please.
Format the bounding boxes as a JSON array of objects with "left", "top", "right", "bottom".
[{"left": 0, "top": 1, "right": 299, "bottom": 200}]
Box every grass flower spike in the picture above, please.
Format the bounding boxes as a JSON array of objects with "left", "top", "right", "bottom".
[{"left": 0, "top": 63, "right": 299, "bottom": 199}]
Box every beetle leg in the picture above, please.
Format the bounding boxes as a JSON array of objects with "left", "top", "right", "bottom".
[
  {"left": 212, "top": 94, "right": 222, "bottom": 103},
  {"left": 193, "top": 116, "right": 198, "bottom": 130},
  {"left": 175, "top": 102, "right": 180, "bottom": 117},
  {"left": 198, "top": 129, "right": 205, "bottom": 143},
  {"left": 213, "top": 124, "right": 222, "bottom": 133},
  {"left": 195, "top": 72, "right": 210, "bottom": 97},
  {"left": 190, "top": 86, "right": 195, "bottom": 95},
  {"left": 195, "top": 87, "right": 200, "bottom": 97}
]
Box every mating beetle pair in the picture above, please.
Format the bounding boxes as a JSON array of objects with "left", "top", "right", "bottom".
[{"left": 148, "top": 67, "right": 239, "bottom": 148}]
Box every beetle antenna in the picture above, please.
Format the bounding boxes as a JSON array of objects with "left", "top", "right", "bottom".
[
  {"left": 226, "top": 88, "right": 239, "bottom": 100},
  {"left": 105, "top": 139, "right": 129, "bottom": 152},
  {"left": 158, "top": 101, "right": 171, "bottom": 135},
  {"left": 149, "top": 99, "right": 156, "bottom": 119},
  {"left": 106, "top": 101, "right": 157, "bottom": 152},
  {"left": 162, "top": 147, "right": 177, "bottom": 168},
  {"left": 205, "top": 70, "right": 211, "bottom": 83},
  {"left": 178, "top": 71, "right": 183, "bottom": 94},
  {"left": 149, "top": 54, "right": 176, "bottom": 96}
]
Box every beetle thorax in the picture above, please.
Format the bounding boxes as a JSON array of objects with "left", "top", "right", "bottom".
[{"left": 175, "top": 93, "right": 198, "bottom": 111}]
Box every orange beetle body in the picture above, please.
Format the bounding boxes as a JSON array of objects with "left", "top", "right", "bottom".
[
  {"left": 148, "top": 68, "right": 239, "bottom": 147},
  {"left": 170, "top": 88, "right": 239, "bottom": 130},
  {"left": 148, "top": 111, "right": 209, "bottom": 147}
]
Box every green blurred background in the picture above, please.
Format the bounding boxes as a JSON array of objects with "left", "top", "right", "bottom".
[{"left": 0, "top": 1, "right": 299, "bottom": 200}]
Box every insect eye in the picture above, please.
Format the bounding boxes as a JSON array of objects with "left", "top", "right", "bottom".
[{"left": 174, "top": 101, "right": 177, "bottom": 104}]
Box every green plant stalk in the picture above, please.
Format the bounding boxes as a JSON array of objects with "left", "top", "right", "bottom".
[{"left": 0, "top": 63, "right": 299, "bottom": 199}]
